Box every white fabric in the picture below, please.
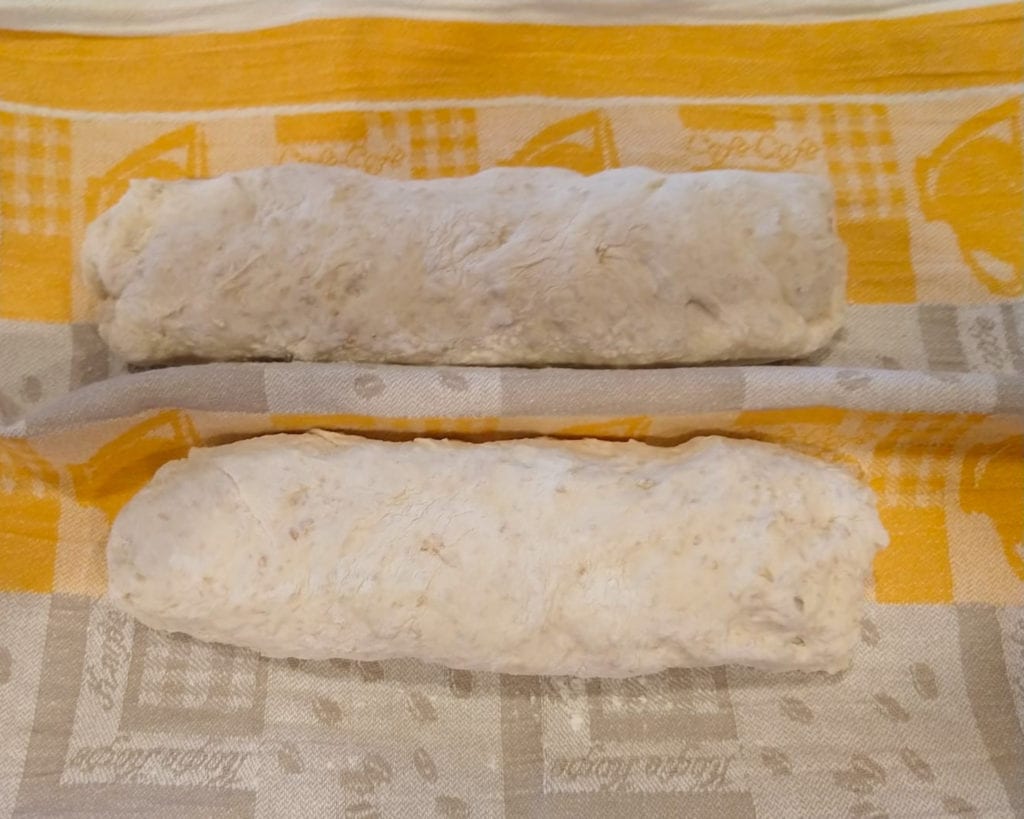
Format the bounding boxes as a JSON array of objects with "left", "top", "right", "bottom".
[{"left": 0, "top": 0, "right": 996, "bottom": 35}]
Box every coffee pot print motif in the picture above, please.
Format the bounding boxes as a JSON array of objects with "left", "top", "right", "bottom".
[
  {"left": 69, "top": 410, "right": 201, "bottom": 523},
  {"left": 916, "top": 99, "right": 1023, "bottom": 297},
  {"left": 501, "top": 110, "right": 619, "bottom": 174},
  {"left": 959, "top": 434, "right": 1024, "bottom": 581},
  {"left": 85, "top": 125, "right": 208, "bottom": 223}
]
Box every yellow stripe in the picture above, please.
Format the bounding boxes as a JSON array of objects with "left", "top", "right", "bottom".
[
  {"left": 0, "top": 5, "right": 1020, "bottom": 112},
  {"left": 0, "top": 439, "right": 60, "bottom": 594}
]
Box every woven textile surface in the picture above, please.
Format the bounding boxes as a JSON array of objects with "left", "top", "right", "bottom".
[{"left": 0, "top": 4, "right": 1022, "bottom": 816}]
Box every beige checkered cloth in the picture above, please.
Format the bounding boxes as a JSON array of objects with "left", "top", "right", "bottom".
[{"left": 1, "top": 3, "right": 1023, "bottom": 816}]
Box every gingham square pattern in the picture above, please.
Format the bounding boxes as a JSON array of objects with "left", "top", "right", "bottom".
[
  {"left": 0, "top": 437, "right": 56, "bottom": 498},
  {"left": 585, "top": 668, "right": 738, "bottom": 743},
  {"left": 406, "top": 108, "right": 480, "bottom": 179},
  {"left": 850, "top": 412, "right": 979, "bottom": 508},
  {"left": 816, "top": 103, "right": 907, "bottom": 222},
  {"left": 138, "top": 630, "right": 196, "bottom": 709},
  {"left": 0, "top": 112, "right": 71, "bottom": 236},
  {"left": 753, "top": 410, "right": 982, "bottom": 510},
  {"left": 138, "top": 629, "right": 260, "bottom": 713},
  {"left": 869, "top": 413, "right": 978, "bottom": 507}
]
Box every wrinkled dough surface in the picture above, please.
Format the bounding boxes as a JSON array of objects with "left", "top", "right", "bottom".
[
  {"left": 84, "top": 165, "right": 846, "bottom": 366},
  {"left": 108, "top": 434, "right": 887, "bottom": 677}
]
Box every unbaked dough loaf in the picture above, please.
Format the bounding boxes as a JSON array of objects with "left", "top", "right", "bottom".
[
  {"left": 83, "top": 165, "right": 846, "bottom": 367},
  {"left": 107, "top": 433, "right": 886, "bottom": 677}
]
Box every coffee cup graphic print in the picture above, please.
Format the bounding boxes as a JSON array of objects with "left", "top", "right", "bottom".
[{"left": 916, "top": 98, "right": 1023, "bottom": 298}]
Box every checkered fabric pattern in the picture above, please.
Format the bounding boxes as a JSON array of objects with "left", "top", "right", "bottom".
[
  {"left": 407, "top": 108, "right": 480, "bottom": 179},
  {"left": 137, "top": 630, "right": 261, "bottom": 713},
  {"left": 817, "top": 103, "right": 907, "bottom": 222},
  {"left": 0, "top": 438, "right": 54, "bottom": 497},
  {"left": 0, "top": 113, "right": 71, "bottom": 236},
  {"left": 868, "top": 413, "right": 979, "bottom": 507},
  {"left": 0, "top": 3, "right": 1022, "bottom": 817}
]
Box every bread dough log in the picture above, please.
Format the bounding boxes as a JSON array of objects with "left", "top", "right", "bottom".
[
  {"left": 107, "top": 433, "right": 887, "bottom": 676},
  {"left": 83, "top": 165, "right": 846, "bottom": 367}
]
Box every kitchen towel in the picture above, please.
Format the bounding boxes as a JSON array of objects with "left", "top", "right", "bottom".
[{"left": 0, "top": 3, "right": 1021, "bottom": 816}]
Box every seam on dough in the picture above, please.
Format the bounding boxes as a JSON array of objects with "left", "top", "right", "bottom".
[{"left": 214, "top": 462, "right": 279, "bottom": 549}]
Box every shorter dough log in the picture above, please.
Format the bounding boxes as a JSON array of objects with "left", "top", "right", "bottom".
[
  {"left": 107, "top": 433, "right": 886, "bottom": 677},
  {"left": 83, "top": 165, "right": 846, "bottom": 367}
]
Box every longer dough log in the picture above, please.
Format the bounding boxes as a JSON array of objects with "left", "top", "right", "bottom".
[
  {"left": 107, "top": 433, "right": 887, "bottom": 677},
  {"left": 83, "top": 165, "right": 846, "bottom": 367}
]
